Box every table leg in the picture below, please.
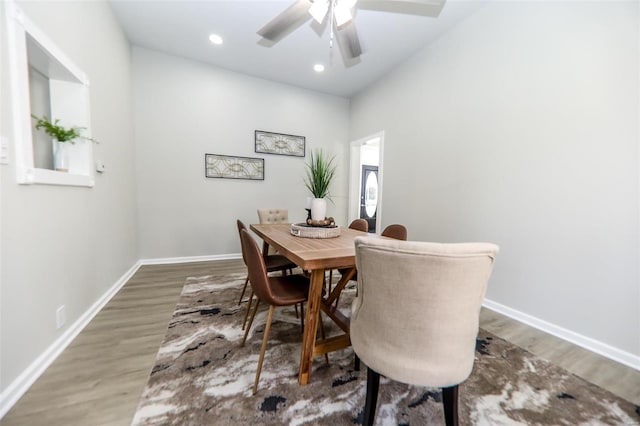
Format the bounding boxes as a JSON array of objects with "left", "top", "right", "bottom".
[{"left": 298, "top": 268, "right": 324, "bottom": 385}]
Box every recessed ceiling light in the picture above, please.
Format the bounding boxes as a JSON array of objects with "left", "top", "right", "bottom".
[
  {"left": 209, "top": 34, "right": 223, "bottom": 45},
  {"left": 314, "top": 64, "right": 325, "bottom": 73}
]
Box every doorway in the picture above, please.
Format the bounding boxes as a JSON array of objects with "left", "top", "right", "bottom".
[
  {"left": 348, "top": 131, "right": 384, "bottom": 234},
  {"left": 360, "top": 165, "right": 379, "bottom": 232}
]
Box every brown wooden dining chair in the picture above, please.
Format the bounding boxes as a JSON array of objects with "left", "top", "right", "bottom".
[
  {"left": 348, "top": 218, "right": 368, "bottom": 232},
  {"left": 327, "top": 219, "right": 368, "bottom": 292},
  {"left": 351, "top": 237, "right": 498, "bottom": 425},
  {"left": 381, "top": 224, "right": 408, "bottom": 241},
  {"left": 239, "top": 228, "right": 309, "bottom": 395},
  {"left": 236, "top": 220, "right": 296, "bottom": 327}
]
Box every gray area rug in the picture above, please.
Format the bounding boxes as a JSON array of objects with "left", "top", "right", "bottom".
[{"left": 132, "top": 273, "right": 640, "bottom": 425}]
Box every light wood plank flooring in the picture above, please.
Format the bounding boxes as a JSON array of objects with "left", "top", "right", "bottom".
[{"left": 3, "top": 260, "right": 639, "bottom": 425}]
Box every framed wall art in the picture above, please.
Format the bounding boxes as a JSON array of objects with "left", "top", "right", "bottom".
[
  {"left": 255, "top": 130, "right": 305, "bottom": 157},
  {"left": 205, "top": 154, "right": 264, "bottom": 180}
]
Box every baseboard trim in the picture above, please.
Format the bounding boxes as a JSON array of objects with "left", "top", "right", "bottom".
[
  {"left": 139, "top": 253, "right": 242, "bottom": 265},
  {"left": 0, "top": 260, "right": 143, "bottom": 419},
  {"left": 483, "top": 298, "right": 640, "bottom": 372}
]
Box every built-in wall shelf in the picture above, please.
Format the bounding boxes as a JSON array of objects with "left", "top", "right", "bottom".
[{"left": 5, "top": 0, "right": 95, "bottom": 187}]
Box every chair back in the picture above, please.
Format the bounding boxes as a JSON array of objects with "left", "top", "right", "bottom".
[
  {"left": 351, "top": 237, "right": 498, "bottom": 388},
  {"left": 240, "top": 229, "right": 277, "bottom": 304},
  {"left": 349, "top": 219, "right": 368, "bottom": 232},
  {"left": 237, "top": 220, "right": 249, "bottom": 265},
  {"left": 257, "top": 209, "right": 289, "bottom": 224},
  {"left": 381, "top": 224, "right": 407, "bottom": 240}
]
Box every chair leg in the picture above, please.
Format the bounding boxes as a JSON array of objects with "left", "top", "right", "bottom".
[
  {"left": 299, "top": 302, "right": 305, "bottom": 332},
  {"left": 354, "top": 354, "right": 360, "bottom": 371},
  {"left": 237, "top": 276, "right": 249, "bottom": 305},
  {"left": 362, "top": 367, "right": 380, "bottom": 426},
  {"left": 253, "top": 305, "right": 275, "bottom": 395},
  {"left": 442, "top": 385, "right": 459, "bottom": 426},
  {"left": 241, "top": 298, "right": 260, "bottom": 347},
  {"left": 242, "top": 290, "right": 254, "bottom": 330}
]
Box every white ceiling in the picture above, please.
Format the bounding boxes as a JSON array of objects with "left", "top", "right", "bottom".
[{"left": 109, "top": 0, "right": 486, "bottom": 98}]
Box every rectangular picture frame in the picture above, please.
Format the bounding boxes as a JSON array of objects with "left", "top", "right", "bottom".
[
  {"left": 205, "top": 153, "right": 264, "bottom": 180},
  {"left": 255, "top": 130, "right": 305, "bottom": 157}
]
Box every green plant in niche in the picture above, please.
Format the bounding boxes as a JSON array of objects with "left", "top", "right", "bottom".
[
  {"left": 31, "top": 114, "right": 97, "bottom": 143},
  {"left": 304, "top": 148, "right": 337, "bottom": 199}
]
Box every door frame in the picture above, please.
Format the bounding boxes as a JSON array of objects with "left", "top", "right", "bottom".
[{"left": 348, "top": 131, "right": 384, "bottom": 234}]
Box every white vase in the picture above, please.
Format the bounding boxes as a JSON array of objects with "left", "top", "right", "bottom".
[
  {"left": 53, "top": 141, "right": 69, "bottom": 172},
  {"left": 311, "top": 198, "right": 327, "bottom": 221}
]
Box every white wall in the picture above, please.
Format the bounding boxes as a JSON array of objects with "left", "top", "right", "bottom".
[
  {"left": 132, "top": 47, "right": 350, "bottom": 259},
  {"left": 1, "top": 2, "right": 638, "bottom": 417},
  {"left": 0, "top": 0, "right": 137, "bottom": 398},
  {"left": 350, "top": 1, "right": 640, "bottom": 358}
]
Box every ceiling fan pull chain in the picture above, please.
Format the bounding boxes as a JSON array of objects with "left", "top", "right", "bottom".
[{"left": 329, "top": 0, "right": 335, "bottom": 49}]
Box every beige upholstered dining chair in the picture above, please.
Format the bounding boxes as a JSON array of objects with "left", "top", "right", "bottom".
[
  {"left": 257, "top": 208, "right": 289, "bottom": 224},
  {"left": 350, "top": 237, "right": 498, "bottom": 426},
  {"left": 240, "top": 229, "right": 309, "bottom": 395},
  {"left": 257, "top": 208, "right": 289, "bottom": 256}
]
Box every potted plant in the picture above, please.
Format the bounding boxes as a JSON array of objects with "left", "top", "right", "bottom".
[
  {"left": 304, "top": 148, "right": 337, "bottom": 221},
  {"left": 31, "top": 114, "right": 96, "bottom": 172}
]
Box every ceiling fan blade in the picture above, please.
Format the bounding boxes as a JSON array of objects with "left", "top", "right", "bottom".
[
  {"left": 336, "top": 20, "right": 362, "bottom": 59},
  {"left": 258, "top": 0, "right": 313, "bottom": 42},
  {"left": 358, "top": 0, "right": 446, "bottom": 17},
  {"left": 378, "top": 0, "right": 444, "bottom": 4}
]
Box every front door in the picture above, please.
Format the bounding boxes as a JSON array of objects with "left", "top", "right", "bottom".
[{"left": 359, "top": 165, "right": 379, "bottom": 233}]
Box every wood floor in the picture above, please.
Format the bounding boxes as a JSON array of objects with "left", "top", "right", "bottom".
[{"left": 3, "top": 259, "right": 639, "bottom": 425}]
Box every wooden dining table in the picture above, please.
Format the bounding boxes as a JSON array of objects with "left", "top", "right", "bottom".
[{"left": 250, "top": 223, "right": 368, "bottom": 385}]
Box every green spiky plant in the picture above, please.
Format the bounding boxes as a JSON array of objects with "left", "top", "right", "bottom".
[
  {"left": 31, "top": 114, "right": 97, "bottom": 143},
  {"left": 304, "top": 149, "right": 337, "bottom": 200}
]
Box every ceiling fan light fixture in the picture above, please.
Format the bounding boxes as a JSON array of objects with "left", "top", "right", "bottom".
[
  {"left": 309, "top": 0, "right": 329, "bottom": 23},
  {"left": 333, "top": 3, "right": 352, "bottom": 27}
]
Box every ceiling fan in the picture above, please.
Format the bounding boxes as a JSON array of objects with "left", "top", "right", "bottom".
[{"left": 257, "top": 0, "right": 446, "bottom": 63}]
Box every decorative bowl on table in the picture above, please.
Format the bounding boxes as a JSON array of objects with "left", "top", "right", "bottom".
[
  {"left": 291, "top": 218, "right": 340, "bottom": 239},
  {"left": 305, "top": 217, "right": 335, "bottom": 227}
]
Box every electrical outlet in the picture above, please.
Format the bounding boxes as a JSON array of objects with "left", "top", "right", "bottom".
[
  {"left": 0, "top": 136, "right": 8, "bottom": 165},
  {"left": 56, "top": 305, "right": 66, "bottom": 329}
]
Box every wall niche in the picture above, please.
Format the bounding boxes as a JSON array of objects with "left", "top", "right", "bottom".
[{"left": 5, "top": 0, "right": 95, "bottom": 187}]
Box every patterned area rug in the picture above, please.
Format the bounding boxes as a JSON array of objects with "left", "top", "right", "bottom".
[{"left": 132, "top": 273, "right": 640, "bottom": 425}]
